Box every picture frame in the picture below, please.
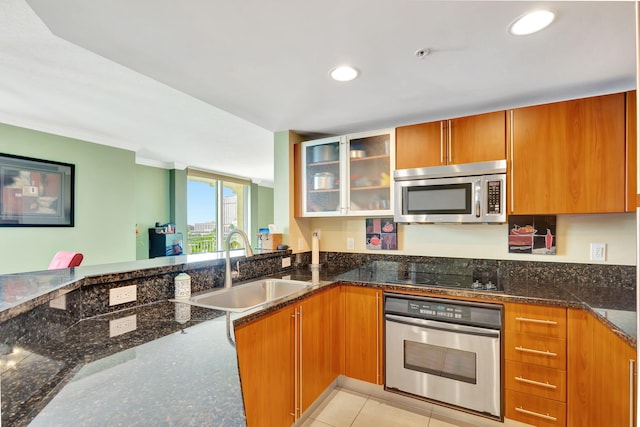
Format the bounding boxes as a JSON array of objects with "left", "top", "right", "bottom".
[{"left": 0, "top": 153, "right": 74, "bottom": 227}]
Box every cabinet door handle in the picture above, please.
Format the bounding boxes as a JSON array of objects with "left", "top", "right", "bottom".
[
  {"left": 299, "top": 306, "right": 303, "bottom": 417},
  {"left": 515, "top": 407, "right": 557, "bottom": 422},
  {"left": 440, "top": 121, "right": 445, "bottom": 164},
  {"left": 509, "top": 109, "right": 514, "bottom": 213},
  {"left": 515, "top": 346, "right": 557, "bottom": 357},
  {"left": 447, "top": 120, "right": 452, "bottom": 163},
  {"left": 293, "top": 309, "right": 299, "bottom": 419},
  {"left": 515, "top": 376, "right": 557, "bottom": 389},
  {"left": 376, "top": 292, "right": 381, "bottom": 384},
  {"left": 630, "top": 359, "right": 635, "bottom": 427},
  {"left": 515, "top": 317, "right": 558, "bottom": 325}
]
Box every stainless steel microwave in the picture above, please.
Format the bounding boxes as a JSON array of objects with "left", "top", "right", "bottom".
[{"left": 394, "top": 160, "right": 507, "bottom": 224}]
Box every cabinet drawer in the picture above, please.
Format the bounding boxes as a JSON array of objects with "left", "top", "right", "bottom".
[
  {"left": 505, "top": 331, "right": 566, "bottom": 369},
  {"left": 505, "top": 360, "right": 566, "bottom": 402},
  {"left": 505, "top": 303, "right": 567, "bottom": 338},
  {"left": 506, "top": 389, "right": 566, "bottom": 427}
]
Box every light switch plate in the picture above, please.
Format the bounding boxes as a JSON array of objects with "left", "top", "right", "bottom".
[
  {"left": 347, "top": 237, "right": 355, "bottom": 250},
  {"left": 282, "top": 257, "right": 291, "bottom": 268},
  {"left": 590, "top": 243, "right": 606, "bottom": 262}
]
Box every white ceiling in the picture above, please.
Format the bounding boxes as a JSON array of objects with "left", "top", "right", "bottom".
[{"left": 1, "top": 1, "right": 636, "bottom": 186}]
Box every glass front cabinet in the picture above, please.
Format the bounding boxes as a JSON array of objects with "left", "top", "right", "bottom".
[{"left": 301, "top": 129, "right": 395, "bottom": 217}]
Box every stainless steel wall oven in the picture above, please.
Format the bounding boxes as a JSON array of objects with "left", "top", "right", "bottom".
[{"left": 384, "top": 293, "right": 503, "bottom": 420}]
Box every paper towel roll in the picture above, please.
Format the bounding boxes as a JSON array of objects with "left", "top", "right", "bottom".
[{"left": 312, "top": 232, "right": 319, "bottom": 265}]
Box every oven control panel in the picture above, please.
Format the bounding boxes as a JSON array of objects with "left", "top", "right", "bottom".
[
  {"left": 385, "top": 293, "right": 502, "bottom": 329},
  {"left": 407, "top": 300, "right": 469, "bottom": 320}
]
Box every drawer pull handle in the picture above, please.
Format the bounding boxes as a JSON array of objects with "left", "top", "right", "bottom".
[
  {"left": 515, "top": 376, "right": 557, "bottom": 389},
  {"left": 515, "top": 346, "right": 557, "bottom": 357},
  {"left": 516, "top": 407, "right": 557, "bottom": 422},
  {"left": 515, "top": 317, "right": 558, "bottom": 325}
]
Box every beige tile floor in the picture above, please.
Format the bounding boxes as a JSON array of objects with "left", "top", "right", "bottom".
[{"left": 301, "top": 388, "right": 531, "bottom": 427}]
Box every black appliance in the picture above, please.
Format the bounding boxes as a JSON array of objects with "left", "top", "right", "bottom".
[{"left": 148, "top": 229, "right": 183, "bottom": 258}]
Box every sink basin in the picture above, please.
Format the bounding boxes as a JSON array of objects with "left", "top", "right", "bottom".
[{"left": 183, "top": 279, "right": 312, "bottom": 312}]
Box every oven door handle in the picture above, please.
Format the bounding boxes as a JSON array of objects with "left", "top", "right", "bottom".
[{"left": 385, "top": 314, "right": 500, "bottom": 338}]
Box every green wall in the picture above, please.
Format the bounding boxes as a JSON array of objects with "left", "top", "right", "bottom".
[
  {"left": 0, "top": 123, "right": 138, "bottom": 273},
  {"left": 0, "top": 122, "right": 275, "bottom": 273},
  {"left": 135, "top": 165, "right": 171, "bottom": 260},
  {"left": 253, "top": 184, "right": 274, "bottom": 237}
]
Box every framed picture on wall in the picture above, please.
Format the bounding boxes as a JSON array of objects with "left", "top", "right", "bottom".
[{"left": 0, "top": 153, "right": 74, "bottom": 227}]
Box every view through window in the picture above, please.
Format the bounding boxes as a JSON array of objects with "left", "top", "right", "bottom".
[{"left": 187, "top": 174, "right": 249, "bottom": 254}]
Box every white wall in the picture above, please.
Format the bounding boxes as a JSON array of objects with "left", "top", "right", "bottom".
[{"left": 309, "top": 213, "right": 636, "bottom": 265}]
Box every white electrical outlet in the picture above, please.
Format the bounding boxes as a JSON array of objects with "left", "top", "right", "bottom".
[
  {"left": 109, "top": 285, "right": 137, "bottom": 306},
  {"left": 590, "top": 243, "right": 606, "bottom": 262},
  {"left": 109, "top": 314, "right": 137, "bottom": 337},
  {"left": 49, "top": 294, "right": 66, "bottom": 310},
  {"left": 282, "top": 257, "right": 291, "bottom": 268},
  {"left": 347, "top": 237, "right": 355, "bottom": 250}
]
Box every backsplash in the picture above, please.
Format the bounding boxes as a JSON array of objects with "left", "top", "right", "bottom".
[
  {"left": 314, "top": 251, "right": 635, "bottom": 289},
  {"left": 1, "top": 250, "right": 634, "bottom": 328},
  {"left": 79, "top": 252, "right": 293, "bottom": 318}
]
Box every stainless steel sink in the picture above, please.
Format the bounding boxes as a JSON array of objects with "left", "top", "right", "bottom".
[{"left": 182, "top": 279, "right": 312, "bottom": 312}]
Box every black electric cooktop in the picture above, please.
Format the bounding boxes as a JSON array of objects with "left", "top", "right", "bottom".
[
  {"left": 385, "top": 271, "right": 501, "bottom": 291},
  {"left": 338, "top": 262, "right": 503, "bottom": 292}
]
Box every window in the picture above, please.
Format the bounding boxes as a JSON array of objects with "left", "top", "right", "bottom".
[{"left": 187, "top": 169, "right": 250, "bottom": 254}]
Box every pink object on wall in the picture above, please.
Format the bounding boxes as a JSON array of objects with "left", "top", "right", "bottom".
[{"left": 48, "top": 251, "right": 84, "bottom": 269}]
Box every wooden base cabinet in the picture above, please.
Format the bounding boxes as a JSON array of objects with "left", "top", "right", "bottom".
[
  {"left": 235, "top": 287, "right": 341, "bottom": 426},
  {"left": 235, "top": 305, "right": 295, "bottom": 427},
  {"left": 567, "top": 308, "right": 636, "bottom": 427},
  {"left": 343, "top": 286, "right": 383, "bottom": 384},
  {"left": 299, "top": 287, "right": 341, "bottom": 412},
  {"left": 504, "top": 302, "right": 567, "bottom": 427}
]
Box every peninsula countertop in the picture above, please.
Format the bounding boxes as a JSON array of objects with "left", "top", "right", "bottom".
[{"left": 1, "top": 260, "right": 636, "bottom": 426}]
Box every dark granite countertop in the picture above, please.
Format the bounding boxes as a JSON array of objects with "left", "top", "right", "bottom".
[
  {"left": 273, "top": 261, "right": 636, "bottom": 346},
  {"left": 2, "top": 301, "right": 249, "bottom": 426},
  {"left": 341, "top": 262, "right": 636, "bottom": 345},
  {"left": 0, "top": 249, "right": 281, "bottom": 322},
  {"left": 1, "top": 259, "right": 636, "bottom": 426}
]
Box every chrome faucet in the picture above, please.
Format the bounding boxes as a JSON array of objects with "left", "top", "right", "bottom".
[{"left": 225, "top": 229, "right": 254, "bottom": 289}]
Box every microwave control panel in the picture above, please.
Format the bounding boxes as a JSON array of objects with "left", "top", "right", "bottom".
[{"left": 487, "top": 180, "right": 502, "bottom": 214}]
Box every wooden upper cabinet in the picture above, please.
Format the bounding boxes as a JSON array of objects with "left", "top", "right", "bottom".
[
  {"left": 396, "top": 121, "right": 444, "bottom": 169},
  {"left": 449, "top": 110, "right": 506, "bottom": 164},
  {"left": 509, "top": 93, "right": 626, "bottom": 214},
  {"left": 626, "top": 90, "right": 637, "bottom": 212},
  {"left": 396, "top": 111, "right": 506, "bottom": 170}
]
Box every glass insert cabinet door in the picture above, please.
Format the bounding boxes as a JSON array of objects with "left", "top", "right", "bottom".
[
  {"left": 300, "top": 129, "right": 394, "bottom": 217},
  {"left": 347, "top": 130, "right": 394, "bottom": 215},
  {"left": 302, "top": 137, "right": 344, "bottom": 215}
]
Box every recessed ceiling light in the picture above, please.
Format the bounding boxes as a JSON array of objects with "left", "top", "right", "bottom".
[
  {"left": 330, "top": 65, "right": 359, "bottom": 82},
  {"left": 509, "top": 10, "right": 555, "bottom": 36}
]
